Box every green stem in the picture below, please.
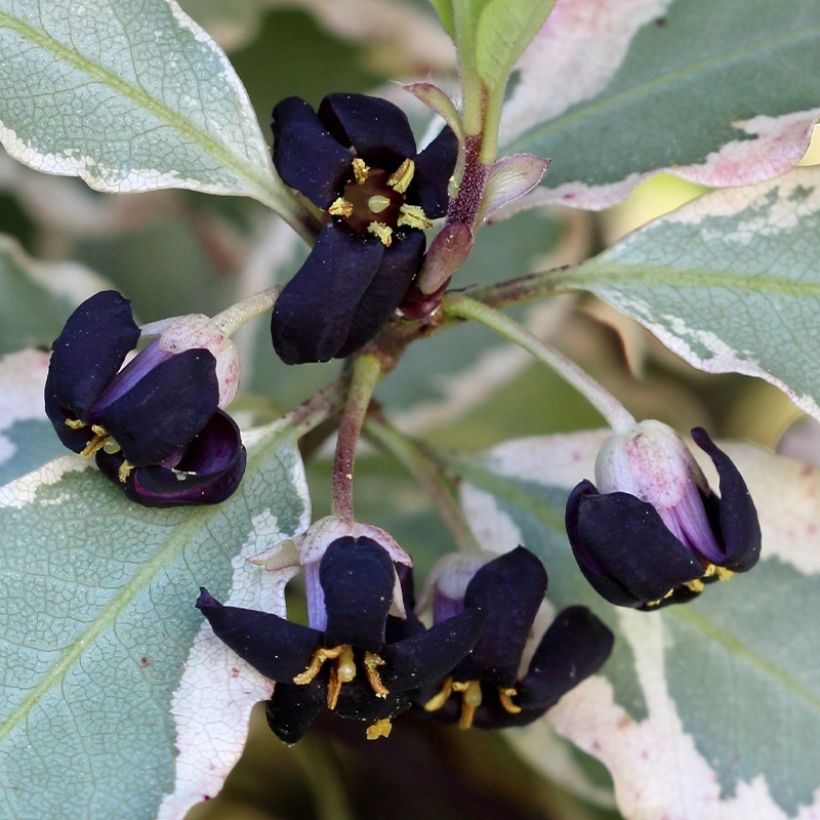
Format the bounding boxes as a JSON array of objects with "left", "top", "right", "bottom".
[
  {"left": 211, "top": 285, "right": 282, "bottom": 336},
  {"left": 364, "top": 414, "right": 481, "bottom": 553},
  {"left": 281, "top": 376, "right": 347, "bottom": 441},
  {"left": 331, "top": 355, "right": 383, "bottom": 520},
  {"left": 442, "top": 294, "right": 636, "bottom": 433}
]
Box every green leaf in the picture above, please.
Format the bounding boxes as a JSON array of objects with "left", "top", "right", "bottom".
[
  {"left": 554, "top": 166, "right": 820, "bottom": 421},
  {"left": 429, "top": 0, "right": 455, "bottom": 37},
  {"left": 474, "top": 0, "right": 556, "bottom": 91},
  {"left": 459, "top": 430, "right": 820, "bottom": 818},
  {"left": 500, "top": 0, "right": 820, "bottom": 209},
  {"left": 0, "top": 422, "right": 310, "bottom": 817},
  {"left": 0, "top": 0, "right": 287, "bottom": 209}
]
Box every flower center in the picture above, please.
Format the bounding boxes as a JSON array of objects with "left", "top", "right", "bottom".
[
  {"left": 423, "top": 677, "right": 522, "bottom": 729},
  {"left": 67, "top": 419, "right": 133, "bottom": 482},
  {"left": 327, "top": 157, "right": 432, "bottom": 247}
]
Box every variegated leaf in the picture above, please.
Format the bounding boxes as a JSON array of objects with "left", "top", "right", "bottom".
[
  {"left": 499, "top": 0, "right": 820, "bottom": 211},
  {"left": 460, "top": 431, "right": 820, "bottom": 820}
]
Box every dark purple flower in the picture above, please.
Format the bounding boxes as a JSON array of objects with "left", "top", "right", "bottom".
[
  {"left": 197, "top": 536, "right": 483, "bottom": 743},
  {"left": 420, "top": 547, "right": 613, "bottom": 729},
  {"left": 44, "top": 290, "right": 246, "bottom": 507},
  {"left": 565, "top": 421, "right": 761, "bottom": 610},
  {"left": 270, "top": 92, "right": 458, "bottom": 364}
]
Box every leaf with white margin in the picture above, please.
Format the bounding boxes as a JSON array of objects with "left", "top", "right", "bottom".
[
  {"left": 0, "top": 422, "right": 310, "bottom": 818},
  {"left": 459, "top": 430, "right": 820, "bottom": 819},
  {"left": 497, "top": 0, "right": 820, "bottom": 212},
  {"left": 552, "top": 167, "right": 820, "bottom": 421},
  {"left": 0, "top": 0, "right": 288, "bottom": 209}
]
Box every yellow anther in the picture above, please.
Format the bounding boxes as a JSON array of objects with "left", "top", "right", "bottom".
[
  {"left": 397, "top": 204, "right": 432, "bottom": 230},
  {"left": 328, "top": 197, "right": 354, "bottom": 217},
  {"left": 327, "top": 664, "right": 343, "bottom": 710},
  {"left": 79, "top": 432, "right": 110, "bottom": 458},
  {"left": 715, "top": 566, "right": 735, "bottom": 582},
  {"left": 366, "top": 718, "right": 393, "bottom": 740},
  {"left": 684, "top": 579, "right": 705, "bottom": 593},
  {"left": 453, "top": 680, "right": 482, "bottom": 730},
  {"left": 703, "top": 563, "right": 717, "bottom": 578},
  {"left": 367, "top": 222, "right": 393, "bottom": 247},
  {"left": 424, "top": 677, "right": 453, "bottom": 712},
  {"left": 498, "top": 687, "right": 522, "bottom": 715},
  {"left": 646, "top": 588, "right": 674, "bottom": 608},
  {"left": 364, "top": 651, "right": 389, "bottom": 698},
  {"left": 367, "top": 194, "right": 392, "bottom": 214},
  {"left": 117, "top": 460, "right": 134, "bottom": 484},
  {"left": 65, "top": 418, "right": 86, "bottom": 430},
  {"left": 337, "top": 645, "right": 357, "bottom": 684},
  {"left": 352, "top": 158, "right": 370, "bottom": 184},
  {"left": 387, "top": 158, "right": 415, "bottom": 194},
  {"left": 292, "top": 645, "right": 344, "bottom": 685},
  {"left": 91, "top": 424, "right": 107, "bottom": 436}
]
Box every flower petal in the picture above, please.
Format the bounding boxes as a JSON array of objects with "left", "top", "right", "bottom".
[
  {"left": 196, "top": 588, "right": 322, "bottom": 681},
  {"left": 566, "top": 480, "right": 704, "bottom": 608},
  {"left": 265, "top": 679, "right": 328, "bottom": 744},
  {"left": 272, "top": 96, "right": 353, "bottom": 209},
  {"left": 45, "top": 290, "right": 140, "bottom": 439},
  {"left": 336, "top": 230, "right": 425, "bottom": 358},
  {"left": 382, "top": 608, "right": 484, "bottom": 692},
  {"left": 271, "top": 222, "right": 384, "bottom": 364},
  {"left": 451, "top": 547, "right": 547, "bottom": 687},
  {"left": 321, "top": 536, "right": 395, "bottom": 651},
  {"left": 93, "top": 349, "right": 219, "bottom": 466},
  {"left": 692, "top": 427, "right": 762, "bottom": 572},
  {"left": 410, "top": 126, "right": 458, "bottom": 218},
  {"left": 334, "top": 679, "right": 411, "bottom": 723},
  {"left": 318, "top": 93, "right": 416, "bottom": 167},
  {"left": 98, "top": 410, "right": 246, "bottom": 507}
]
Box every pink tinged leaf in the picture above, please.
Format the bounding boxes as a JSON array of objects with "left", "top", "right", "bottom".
[
  {"left": 403, "top": 82, "right": 464, "bottom": 143},
  {"left": 479, "top": 154, "right": 551, "bottom": 222}
]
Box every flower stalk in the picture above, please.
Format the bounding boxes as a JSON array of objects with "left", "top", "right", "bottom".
[
  {"left": 442, "top": 294, "right": 636, "bottom": 434},
  {"left": 211, "top": 285, "right": 283, "bottom": 336}
]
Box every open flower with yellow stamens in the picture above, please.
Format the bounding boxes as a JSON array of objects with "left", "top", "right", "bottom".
[
  {"left": 270, "top": 92, "right": 458, "bottom": 364},
  {"left": 197, "top": 536, "right": 483, "bottom": 744},
  {"left": 420, "top": 547, "right": 613, "bottom": 729}
]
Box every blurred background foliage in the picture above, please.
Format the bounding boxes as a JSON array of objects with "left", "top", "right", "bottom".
[{"left": 2, "top": 3, "right": 817, "bottom": 818}]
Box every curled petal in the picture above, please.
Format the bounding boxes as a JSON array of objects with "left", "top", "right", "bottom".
[
  {"left": 336, "top": 230, "right": 425, "bottom": 358},
  {"left": 271, "top": 222, "right": 384, "bottom": 364},
  {"left": 321, "top": 537, "right": 395, "bottom": 651},
  {"left": 93, "top": 349, "right": 219, "bottom": 466},
  {"left": 272, "top": 96, "right": 353, "bottom": 209},
  {"left": 692, "top": 428, "right": 762, "bottom": 572},
  {"left": 410, "top": 126, "right": 459, "bottom": 218},
  {"left": 98, "top": 410, "right": 247, "bottom": 507},
  {"left": 566, "top": 480, "right": 704, "bottom": 608},
  {"left": 196, "top": 589, "right": 322, "bottom": 681},
  {"left": 318, "top": 93, "right": 416, "bottom": 167},
  {"left": 452, "top": 547, "right": 547, "bottom": 687},
  {"left": 382, "top": 608, "right": 484, "bottom": 692},
  {"left": 334, "top": 678, "right": 412, "bottom": 723},
  {"left": 45, "top": 290, "right": 140, "bottom": 439},
  {"left": 266, "top": 679, "right": 328, "bottom": 745}
]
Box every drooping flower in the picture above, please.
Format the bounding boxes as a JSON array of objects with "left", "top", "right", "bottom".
[
  {"left": 565, "top": 421, "right": 761, "bottom": 609},
  {"left": 420, "top": 547, "right": 614, "bottom": 729},
  {"left": 197, "top": 536, "right": 483, "bottom": 743},
  {"left": 44, "top": 290, "right": 246, "bottom": 506},
  {"left": 270, "top": 92, "right": 458, "bottom": 364}
]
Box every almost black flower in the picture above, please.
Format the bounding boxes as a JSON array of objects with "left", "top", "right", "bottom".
[
  {"left": 270, "top": 92, "right": 458, "bottom": 364},
  {"left": 420, "top": 547, "right": 614, "bottom": 729},
  {"left": 44, "top": 290, "right": 246, "bottom": 507},
  {"left": 197, "top": 536, "right": 483, "bottom": 743},
  {"left": 565, "top": 421, "right": 761, "bottom": 610}
]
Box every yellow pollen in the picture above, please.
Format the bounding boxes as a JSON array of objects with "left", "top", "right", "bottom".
[
  {"left": 352, "top": 158, "right": 370, "bottom": 184},
  {"left": 715, "top": 566, "right": 735, "bottom": 582},
  {"left": 645, "top": 588, "right": 674, "bottom": 608},
  {"left": 117, "top": 460, "right": 134, "bottom": 484},
  {"left": 703, "top": 563, "right": 717, "bottom": 578},
  {"left": 684, "top": 579, "right": 705, "bottom": 593},
  {"left": 364, "top": 651, "right": 389, "bottom": 698},
  {"left": 79, "top": 430, "right": 110, "bottom": 458},
  {"left": 397, "top": 204, "right": 432, "bottom": 230},
  {"left": 424, "top": 677, "right": 453, "bottom": 712},
  {"left": 498, "top": 687, "right": 522, "bottom": 715},
  {"left": 90, "top": 424, "right": 107, "bottom": 436},
  {"left": 452, "top": 680, "right": 482, "bottom": 730},
  {"left": 366, "top": 718, "right": 393, "bottom": 740},
  {"left": 367, "top": 222, "right": 393, "bottom": 247},
  {"left": 65, "top": 418, "right": 86, "bottom": 430},
  {"left": 327, "top": 664, "right": 343, "bottom": 710},
  {"left": 387, "top": 159, "right": 415, "bottom": 193},
  {"left": 292, "top": 645, "right": 344, "bottom": 685},
  {"left": 367, "top": 194, "right": 391, "bottom": 214},
  {"left": 328, "top": 197, "right": 353, "bottom": 217}
]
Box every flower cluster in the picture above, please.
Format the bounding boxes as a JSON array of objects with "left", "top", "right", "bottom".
[
  {"left": 269, "top": 92, "right": 458, "bottom": 364},
  {"left": 198, "top": 536, "right": 613, "bottom": 743},
  {"left": 44, "top": 290, "right": 245, "bottom": 507}
]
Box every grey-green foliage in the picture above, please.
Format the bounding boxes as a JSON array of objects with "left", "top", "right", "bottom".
[
  {"left": 557, "top": 167, "right": 820, "bottom": 420},
  {"left": 0, "top": 426, "right": 309, "bottom": 817},
  {"left": 0, "top": 0, "right": 284, "bottom": 206},
  {"left": 504, "top": 0, "right": 820, "bottom": 193}
]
